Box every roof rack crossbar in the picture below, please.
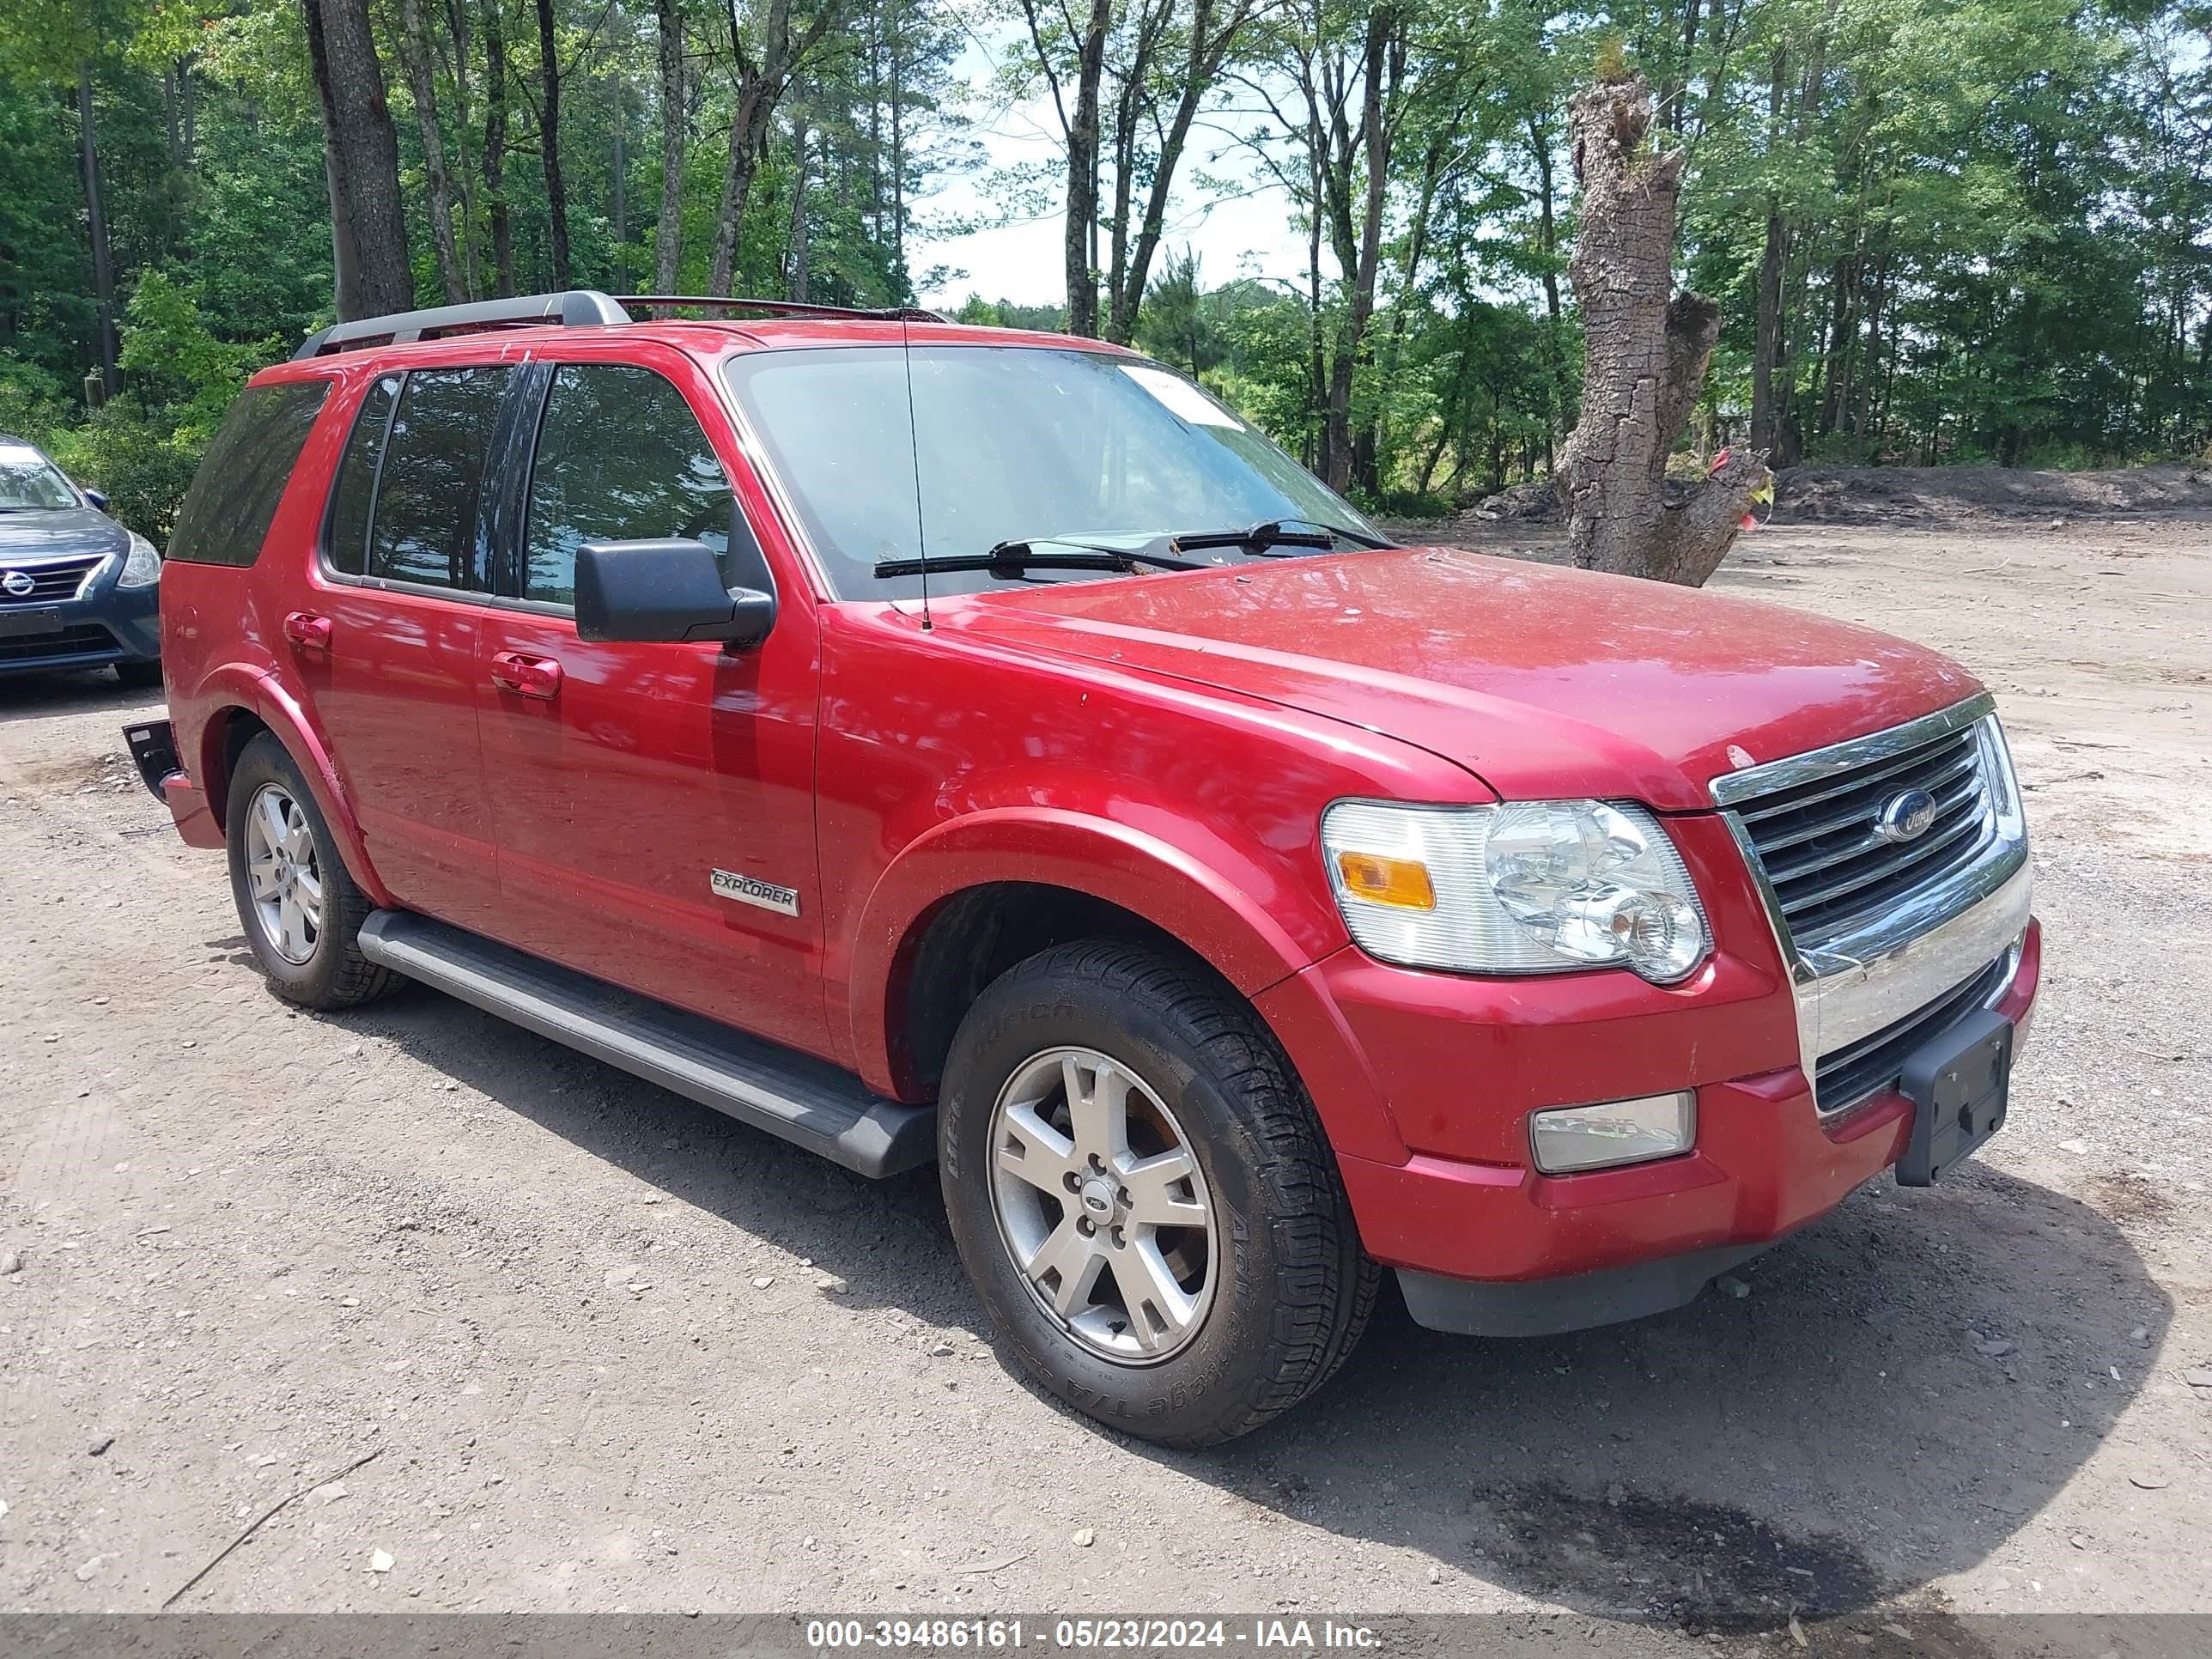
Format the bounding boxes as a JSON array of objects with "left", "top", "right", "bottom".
[
  {"left": 293, "top": 289, "right": 633, "bottom": 361},
  {"left": 625, "top": 295, "right": 948, "bottom": 323}
]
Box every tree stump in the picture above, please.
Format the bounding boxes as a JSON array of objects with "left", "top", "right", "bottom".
[{"left": 1556, "top": 72, "right": 1770, "bottom": 586}]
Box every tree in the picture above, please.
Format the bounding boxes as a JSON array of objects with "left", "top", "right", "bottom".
[
  {"left": 702, "top": 0, "right": 845, "bottom": 296},
  {"left": 301, "top": 0, "right": 415, "bottom": 318},
  {"left": 1555, "top": 70, "right": 1765, "bottom": 585}
]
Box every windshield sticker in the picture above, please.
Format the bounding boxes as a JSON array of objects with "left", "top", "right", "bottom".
[{"left": 1121, "top": 365, "right": 1242, "bottom": 428}]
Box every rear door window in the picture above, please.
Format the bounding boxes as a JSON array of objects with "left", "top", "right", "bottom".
[
  {"left": 324, "top": 373, "right": 402, "bottom": 577},
  {"left": 520, "top": 364, "right": 733, "bottom": 606},
  {"left": 167, "top": 380, "right": 331, "bottom": 566},
  {"left": 362, "top": 367, "right": 511, "bottom": 591}
]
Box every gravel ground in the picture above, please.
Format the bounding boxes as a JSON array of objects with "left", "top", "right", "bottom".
[{"left": 3, "top": 516, "right": 2209, "bottom": 1654}]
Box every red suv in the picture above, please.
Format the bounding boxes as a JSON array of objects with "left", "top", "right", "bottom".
[{"left": 129, "top": 291, "right": 2039, "bottom": 1446}]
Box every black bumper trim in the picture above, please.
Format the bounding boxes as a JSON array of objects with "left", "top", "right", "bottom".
[
  {"left": 122, "top": 720, "right": 183, "bottom": 801},
  {"left": 1396, "top": 1237, "right": 1785, "bottom": 1338}
]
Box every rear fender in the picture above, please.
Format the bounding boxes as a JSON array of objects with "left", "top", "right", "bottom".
[{"left": 194, "top": 664, "right": 394, "bottom": 908}]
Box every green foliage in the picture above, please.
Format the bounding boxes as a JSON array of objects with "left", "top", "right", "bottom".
[{"left": 46, "top": 396, "right": 204, "bottom": 539}]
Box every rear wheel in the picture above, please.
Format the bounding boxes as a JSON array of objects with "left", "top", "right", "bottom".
[
  {"left": 939, "top": 940, "right": 1376, "bottom": 1446},
  {"left": 224, "top": 734, "right": 397, "bottom": 1009}
]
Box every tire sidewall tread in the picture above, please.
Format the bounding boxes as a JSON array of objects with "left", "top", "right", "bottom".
[
  {"left": 940, "top": 939, "right": 1376, "bottom": 1447},
  {"left": 223, "top": 734, "right": 397, "bottom": 1010}
]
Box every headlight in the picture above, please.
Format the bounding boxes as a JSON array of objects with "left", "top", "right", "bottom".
[
  {"left": 1321, "top": 798, "right": 1709, "bottom": 982},
  {"left": 118, "top": 531, "right": 161, "bottom": 587}
]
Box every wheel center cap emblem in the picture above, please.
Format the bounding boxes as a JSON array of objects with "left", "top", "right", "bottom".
[
  {"left": 1079, "top": 1177, "right": 1116, "bottom": 1217},
  {"left": 1, "top": 570, "right": 33, "bottom": 597},
  {"left": 1875, "top": 787, "right": 1937, "bottom": 844}
]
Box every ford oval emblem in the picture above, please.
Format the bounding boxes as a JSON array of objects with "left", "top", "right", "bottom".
[
  {"left": 1875, "top": 787, "right": 1937, "bottom": 844},
  {"left": 1, "top": 569, "right": 33, "bottom": 598}
]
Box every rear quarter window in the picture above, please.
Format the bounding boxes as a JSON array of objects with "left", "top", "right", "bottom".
[{"left": 166, "top": 380, "right": 332, "bottom": 568}]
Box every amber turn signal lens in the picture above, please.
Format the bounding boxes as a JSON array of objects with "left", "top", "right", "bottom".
[{"left": 1334, "top": 851, "right": 1437, "bottom": 910}]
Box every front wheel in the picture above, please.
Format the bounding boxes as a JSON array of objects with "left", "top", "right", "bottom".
[
  {"left": 113, "top": 658, "right": 163, "bottom": 690},
  {"left": 939, "top": 940, "right": 1376, "bottom": 1447}
]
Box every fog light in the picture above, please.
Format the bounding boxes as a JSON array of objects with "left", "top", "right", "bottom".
[{"left": 1529, "top": 1091, "right": 1695, "bottom": 1175}]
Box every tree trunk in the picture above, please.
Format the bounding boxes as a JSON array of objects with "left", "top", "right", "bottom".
[
  {"left": 303, "top": 0, "right": 416, "bottom": 319},
  {"left": 536, "top": 0, "right": 570, "bottom": 288},
  {"left": 654, "top": 0, "right": 685, "bottom": 301},
  {"left": 1064, "top": 0, "right": 1112, "bottom": 335},
  {"left": 786, "top": 93, "right": 809, "bottom": 301},
  {"left": 446, "top": 0, "right": 481, "bottom": 298},
  {"left": 482, "top": 0, "right": 514, "bottom": 296},
  {"left": 1555, "top": 74, "right": 1765, "bottom": 586},
  {"left": 75, "top": 64, "right": 118, "bottom": 398},
  {"left": 399, "top": 0, "right": 467, "bottom": 302},
  {"left": 611, "top": 5, "right": 627, "bottom": 290},
  {"left": 1749, "top": 204, "right": 1787, "bottom": 452},
  {"left": 1322, "top": 14, "right": 1396, "bottom": 495}
]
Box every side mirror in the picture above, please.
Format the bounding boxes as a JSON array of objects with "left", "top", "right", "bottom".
[
  {"left": 574, "top": 537, "right": 776, "bottom": 648},
  {"left": 82, "top": 487, "right": 109, "bottom": 512}
]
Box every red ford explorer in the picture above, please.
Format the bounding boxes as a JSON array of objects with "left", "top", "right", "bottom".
[{"left": 127, "top": 291, "right": 2039, "bottom": 1445}]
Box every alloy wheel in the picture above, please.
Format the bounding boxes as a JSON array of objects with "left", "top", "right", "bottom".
[
  {"left": 988, "top": 1046, "right": 1218, "bottom": 1364},
  {"left": 243, "top": 781, "right": 325, "bottom": 966}
]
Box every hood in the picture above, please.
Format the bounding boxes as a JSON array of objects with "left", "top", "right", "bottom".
[
  {"left": 953, "top": 547, "right": 1981, "bottom": 811},
  {"left": 0, "top": 507, "right": 129, "bottom": 562}
]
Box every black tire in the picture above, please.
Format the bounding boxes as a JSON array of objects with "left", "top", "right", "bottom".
[
  {"left": 113, "top": 658, "right": 163, "bottom": 690},
  {"left": 224, "top": 733, "right": 398, "bottom": 1010},
  {"left": 939, "top": 939, "right": 1377, "bottom": 1447}
]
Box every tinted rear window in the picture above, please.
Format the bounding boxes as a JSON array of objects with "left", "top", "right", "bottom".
[
  {"left": 167, "top": 380, "right": 331, "bottom": 567},
  {"left": 366, "top": 368, "right": 510, "bottom": 590}
]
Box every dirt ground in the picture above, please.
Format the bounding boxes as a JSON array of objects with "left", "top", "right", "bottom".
[{"left": 3, "top": 480, "right": 2209, "bottom": 1651}]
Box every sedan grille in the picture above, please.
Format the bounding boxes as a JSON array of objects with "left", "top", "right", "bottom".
[
  {"left": 1814, "top": 951, "right": 2013, "bottom": 1114},
  {"left": 1731, "top": 720, "right": 1994, "bottom": 955},
  {"left": 0, "top": 555, "right": 103, "bottom": 603}
]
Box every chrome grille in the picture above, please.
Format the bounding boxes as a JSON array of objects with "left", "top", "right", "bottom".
[
  {"left": 0, "top": 555, "right": 102, "bottom": 603},
  {"left": 1813, "top": 949, "right": 2013, "bottom": 1114},
  {"left": 1731, "top": 720, "right": 1994, "bottom": 954}
]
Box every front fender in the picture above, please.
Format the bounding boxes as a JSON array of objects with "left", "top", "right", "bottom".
[
  {"left": 191, "top": 663, "right": 394, "bottom": 908},
  {"left": 843, "top": 808, "right": 1409, "bottom": 1164}
]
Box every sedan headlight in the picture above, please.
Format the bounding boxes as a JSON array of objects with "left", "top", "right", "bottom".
[
  {"left": 1321, "top": 799, "right": 1709, "bottom": 982},
  {"left": 118, "top": 531, "right": 161, "bottom": 587}
]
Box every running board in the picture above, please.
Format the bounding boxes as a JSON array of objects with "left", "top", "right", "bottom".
[{"left": 357, "top": 911, "right": 934, "bottom": 1178}]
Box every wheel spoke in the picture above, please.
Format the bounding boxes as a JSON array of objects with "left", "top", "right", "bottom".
[
  {"left": 279, "top": 894, "right": 313, "bottom": 961},
  {"left": 997, "top": 1099, "right": 1079, "bottom": 1195},
  {"left": 253, "top": 791, "right": 288, "bottom": 856},
  {"left": 1065, "top": 1055, "right": 1131, "bottom": 1162},
  {"left": 293, "top": 866, "right": 324, "bottom": 924},
  {"left": 246, "top": 854, "right": 283, "bottom": 901},
  {"left": 1027, "top": 1215, "right": 1107, "bottom": 1317},
  {"left": 1110, "top": 1236, "right": 1199, "bottom": 1353},
  {"left": 1121, "top": 1148, "right": 1206, "bottom": 1230},
  {"left": 283, "top": 806, "right": 313, "bottom": 862}
]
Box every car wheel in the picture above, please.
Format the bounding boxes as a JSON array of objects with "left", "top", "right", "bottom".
[
  {"left": 113, "top": 659, "right": 163, "bottom": 690},
  {"left": 939, "top": 939, "right": 1377, "bottom": 1447},
  {"left": 224, "top": 734, "right": 398, "bottom": 1009}
]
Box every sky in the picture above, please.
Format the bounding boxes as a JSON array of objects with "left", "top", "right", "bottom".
[{"left": 911, "top": 35, "right": 1325, "bottom": 312}]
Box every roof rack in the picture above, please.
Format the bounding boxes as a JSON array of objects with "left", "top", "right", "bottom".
[
  {"left": 293, "top": 290, "right": 632, "bottom": 361},
  {"left": 624, "top": 295, "right": 947, "bottom": 323},
  {"left": 292, "top": 289, "right": 947, "bottom": 360}
]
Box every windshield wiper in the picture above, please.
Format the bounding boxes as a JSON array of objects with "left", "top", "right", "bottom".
[
  {"left": 874, "top": 536, "right": 1209, "bottom": 580},
  {"left": 1169, "top": 518, "right": 1395, "bottom": 554}
]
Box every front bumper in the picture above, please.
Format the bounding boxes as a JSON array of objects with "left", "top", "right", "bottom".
[
  {"left": 1256, "top": 790, "right": 2041, "bottom": 1336},
  {"left": 0, "top": 562, "right": 160, "bottom": 675}
]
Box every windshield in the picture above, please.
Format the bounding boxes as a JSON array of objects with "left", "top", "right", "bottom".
[
  {"left": 722, "top": 345, "right": 1382, "bottom": 599},
  {"left": 0, "top": 444, "right": 81, "bottom": 512}
]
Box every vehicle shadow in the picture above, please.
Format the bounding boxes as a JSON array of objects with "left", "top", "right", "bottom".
[
  {"left": 331, "top": 981, "right": 2164, "bottom": 1638},
  {"left": 1180, "top": 1162, "right": 2170, "bottom": 1636}
]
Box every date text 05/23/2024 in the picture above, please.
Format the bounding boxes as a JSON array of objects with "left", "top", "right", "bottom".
[{"left": 805, "top": 1619, "right": 1384, "bottom": 1652}]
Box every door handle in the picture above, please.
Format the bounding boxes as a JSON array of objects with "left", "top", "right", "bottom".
[
  {"left": 283, "top": 611, "right": 332, "bottom": 652},
  {"left": 490, "top": 650, "right": 562, "bottom": 699}
]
